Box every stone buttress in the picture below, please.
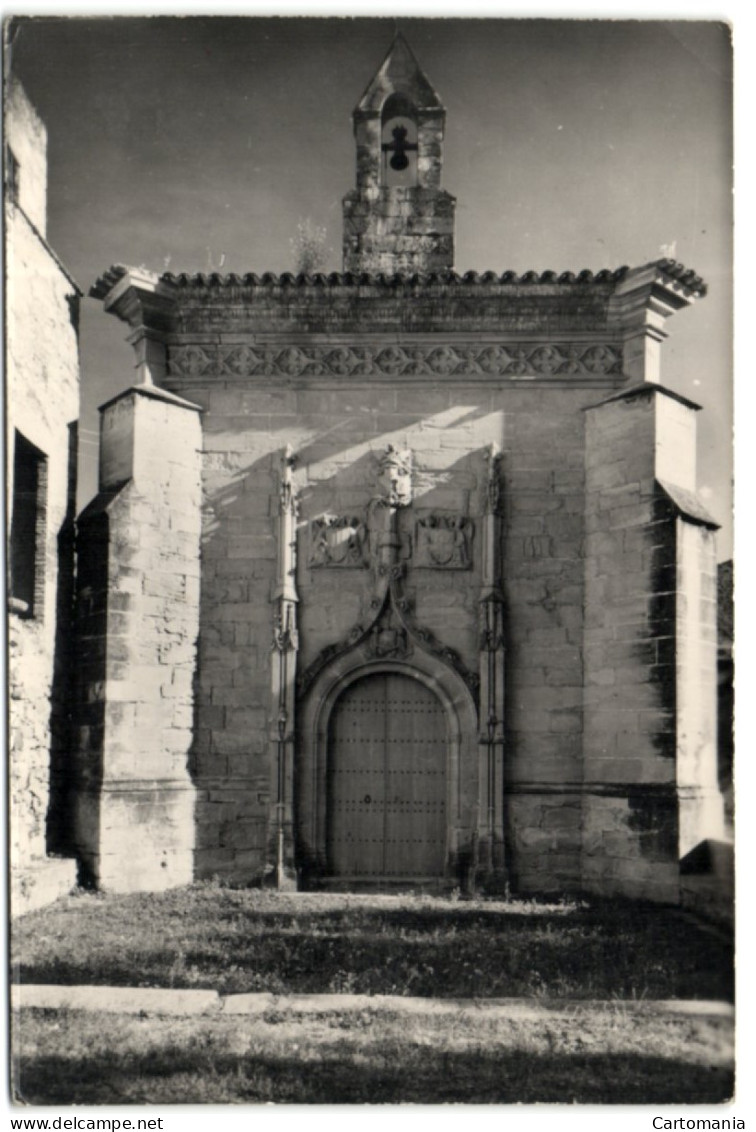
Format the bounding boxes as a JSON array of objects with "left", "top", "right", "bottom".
[
  {"left": 72, "top": 289, "right": 202, "bottom": 890},
  {"left": 583, "top": 380, "right": 724, "bottom": 904}
]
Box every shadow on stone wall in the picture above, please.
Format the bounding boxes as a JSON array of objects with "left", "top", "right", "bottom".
[
  {"left": 47, "top": 422, "right": 79, "bottom": 859},
  {"left": 66, "top": 490, "right": 117, "bottom": 885}
]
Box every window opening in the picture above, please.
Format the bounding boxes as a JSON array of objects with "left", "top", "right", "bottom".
[{"left": 10, "top": 431, "right": 47, "bottom": 617}]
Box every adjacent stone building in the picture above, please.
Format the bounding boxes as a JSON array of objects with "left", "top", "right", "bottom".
[
  {"left": 73, "top": 37, "right": 727, "bottom": 904},
  {"left": 5, "top": 78, "right": 81, "bottom": 914}
]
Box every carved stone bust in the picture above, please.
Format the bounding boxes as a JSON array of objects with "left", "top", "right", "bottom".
[{"left": 378, "top": 444, "right": 412, "bottom": 508}]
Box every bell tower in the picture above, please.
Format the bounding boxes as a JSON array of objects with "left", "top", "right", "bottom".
[{"left": 342, "top": 34, "right": 456, "bottom": 274}]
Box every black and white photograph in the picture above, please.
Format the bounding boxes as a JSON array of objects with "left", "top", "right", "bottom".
[{"left": 5, "top": 10, "right": 736, "bottom": 1111}]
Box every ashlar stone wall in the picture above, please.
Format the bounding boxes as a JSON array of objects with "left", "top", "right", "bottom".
[
  {"left": 500, "top": 388, "right": 588, "bottom": 894},
  {"left": 6, "top": 80, "right": 80, "bottom": 914},
  {"left": 165, "top": 366, "right": 597, "bottom": 888},
  {"left": 187, "top": 379, "right": 508, "bottom": 882}
]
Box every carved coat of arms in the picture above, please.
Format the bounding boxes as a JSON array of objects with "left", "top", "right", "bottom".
[
  {"left": 365, "top": 608, "right": 410, "bottom": 659},
  {"left": 415, "top": 514, "right": 473, "bottom": 569},
  {"left": 309, "top": 516, "right": 368, "bottom": 568}
]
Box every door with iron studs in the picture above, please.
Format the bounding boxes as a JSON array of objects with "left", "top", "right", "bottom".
[{"left": 326, "top": 672, "right": 448, "bottom": 879}]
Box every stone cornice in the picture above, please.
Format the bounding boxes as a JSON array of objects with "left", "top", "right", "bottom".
[
  {"left": 656, "top": 479, "right": 720, "bottom": 531},
  {"left": 89, "top": 263, "right": 130, "bottom": 299},
  {"left": 584, "top": 382, "right": 703, "bottom": 412},
  {"left": 90, "top": 265, "right": 178, "bottom": 332},
  {"left": 609, "top": 258, "right": 707, "bottom": 334},
  {"left": 90, "top": 260, "right": 706, "bottom": 382},
  {"left": 97, "top": 382, "right": 203, "bottom": 415},
  {"left": 618, "top": 258, "right": 707, "bottom": 299},
  {"left": 92, "top": 259, "right": 704, "bottom": 301}
]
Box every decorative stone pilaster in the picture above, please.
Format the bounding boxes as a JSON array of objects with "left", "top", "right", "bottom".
[
  {"left": 72, "top": 383, "right": 202, "bottom": 892},
  {"left": 266, "top": 445, "right": 299, "bottom": 889},
  {"left": 476, "top": 446, "right": 506, "bottom": 888}
]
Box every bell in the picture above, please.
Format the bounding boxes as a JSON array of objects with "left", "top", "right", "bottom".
[{"left": 389, "top": 125, "right": 410, "bottom": 171}]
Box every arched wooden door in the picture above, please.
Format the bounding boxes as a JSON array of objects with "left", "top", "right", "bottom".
[{"left": 326, "top": 672, "right": 448, "bottom": 880}]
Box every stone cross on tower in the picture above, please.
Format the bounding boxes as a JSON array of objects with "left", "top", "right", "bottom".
[{"left": 342, "top": 34, "right": 456, "bottom": 274}]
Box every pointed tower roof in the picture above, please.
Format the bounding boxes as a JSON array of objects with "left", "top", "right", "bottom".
[{"left": 355, "top": 33, "right": 444, "bottom": 115}]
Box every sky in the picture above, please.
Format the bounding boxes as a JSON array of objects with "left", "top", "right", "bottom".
[{"left": 7, "top": 15, "right": 733, "bottom": 556}]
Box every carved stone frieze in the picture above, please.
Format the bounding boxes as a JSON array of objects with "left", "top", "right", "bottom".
[
  {"left": 309, "top": 515, "right": 369, "bottom": 569},
  {"left": 168, "top": 341, "right": 623, "bottom": 380},
  {"left": 415, "top": 513, "right": 473, "bottom": 569}
]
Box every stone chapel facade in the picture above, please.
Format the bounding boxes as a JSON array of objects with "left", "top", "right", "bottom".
[{"left": 78, "top": 36, "right": 725, "bottom": 904}]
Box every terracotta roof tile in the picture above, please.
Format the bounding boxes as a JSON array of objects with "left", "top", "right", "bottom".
[
  {"left": 158, "top": 266, "right": 632, "bottom": 289},
  {"left": 90, "top": 259, "right": 707, "bottom": 299}
]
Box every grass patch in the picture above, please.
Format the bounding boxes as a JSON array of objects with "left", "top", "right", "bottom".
[
  {"left": 12, "top": 885, "right": 733, "bottom": 1001},
  {"left": 12, "top": 1003, "right": 733, "bottom": 1104}
]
